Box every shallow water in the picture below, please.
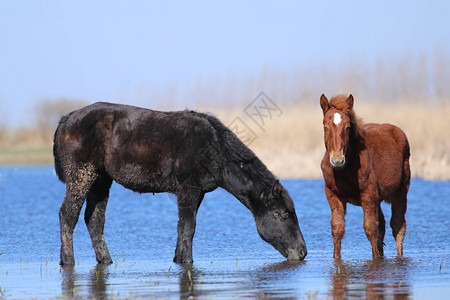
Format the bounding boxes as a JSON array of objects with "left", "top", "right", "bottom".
[{"left": 0, "top": 166, "right": 449, "bottom": 299}]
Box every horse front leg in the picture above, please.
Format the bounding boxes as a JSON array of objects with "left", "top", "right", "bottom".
[
  {"left": 325, "top": 187, "right": 346, "bottom": 259},
  {"left": 174, "top": 186, "right": 204, "bottom": 264}
]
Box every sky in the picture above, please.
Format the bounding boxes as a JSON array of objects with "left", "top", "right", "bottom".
[{"left": 1, "top": 0, "right": 449, "bottom": 126}]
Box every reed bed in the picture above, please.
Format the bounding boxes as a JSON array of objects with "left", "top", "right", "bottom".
[{"left": 217, "top": 101, "right": 450, "bottom": 180}]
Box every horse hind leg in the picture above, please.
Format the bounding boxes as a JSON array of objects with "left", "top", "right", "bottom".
[
  {"left": 85, "top": 174, "right": 113, "bottom": 264},
  {"left": 60, "top": 164, "right": 98, "bottom": 265},
  {"left": 390, "top": 188, "right": 408, "bottom": 256},
  {"left": 390, "top": 157, "right": 410, "bottom": 256}
]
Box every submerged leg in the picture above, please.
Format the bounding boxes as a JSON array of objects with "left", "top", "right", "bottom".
[
  {"left": 60, "top": 165, "right": 97, "bottom": 265},
  {"left": 326, "top": 188, "right": 346, "bottom": 259},
  {"left": 85, "top": 174, "right": 113, "bottom": 264},
  {"left": 362, "top": 198, "right": 381, "bottom": 259},
  {"left": 390, "top": 189, "right": 408, "bottom": 256},
  {"left": 174, "top": 186, "right": 204, "bottom": 263}
]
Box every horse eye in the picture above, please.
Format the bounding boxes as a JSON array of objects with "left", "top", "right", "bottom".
[
  {"left": 324, "top": 126, "right": 328, "bottom": 132},
  {"left": 346, "top": 126, "right": 351, "bottom": 131}
]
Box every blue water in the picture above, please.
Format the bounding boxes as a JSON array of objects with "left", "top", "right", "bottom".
[{"left": 0, "top": 166, "right": 449, "bottom": 299}]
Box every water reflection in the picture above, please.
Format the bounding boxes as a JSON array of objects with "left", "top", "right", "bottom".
[
  {"left": 59, "top": 258, "right": 409, "bottom": 299},
  {"left": 255, "top": 260, "right": 307, "bottom": 298},
  {"left": 61, "top": 266, "right": 76, "bottom": 298},
  {"left": 329, "top": 257, "right": 411, "bottom": 299},
  {"left": 59, "top": 260, "right": 307, "bottom": 299},
  {"left": 61, "top": 264, "right": 110, "bottom": 299},
  {"left": 177, "top": 264, "right": 203, "bottom": 298},
  {"left": 88, "top": 264, "right": 110, "bottom": 298},
  {"left": 259, "top": 260, "right": 306, "bottom": 273}
]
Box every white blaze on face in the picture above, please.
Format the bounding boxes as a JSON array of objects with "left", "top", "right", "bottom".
[{"left": 333, "top": 112, "right": 342, "bottom": 125}]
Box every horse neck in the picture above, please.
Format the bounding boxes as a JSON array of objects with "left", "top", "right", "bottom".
[
  {"left": 220, "top": 162, "right": 273, "bottom": 212},
  {"left": 346, "top": 128, "right": 364, "bottom": 164}
]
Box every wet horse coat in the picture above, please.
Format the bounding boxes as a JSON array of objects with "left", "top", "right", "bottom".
[
  {"left": 53, "top": 102, "right": 307, "bottom": 265},
  {"left": 320, "top": 94, "right": 410, "bottom": 259}
]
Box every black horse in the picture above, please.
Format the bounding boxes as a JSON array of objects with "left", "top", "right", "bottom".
[{"left": 53, "top": 102, "right": 307, "bottom": 265}]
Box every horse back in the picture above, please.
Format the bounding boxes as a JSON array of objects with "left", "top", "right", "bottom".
[
  {"left": 53, "top": 102, "right": 221, "bottom": 193},
  {"left": 363, "top": 123, "right": 410, "bottom": 161}
]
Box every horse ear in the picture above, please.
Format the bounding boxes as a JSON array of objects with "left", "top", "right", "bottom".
[
  {"left": 347, "top": 94, "right": 354, "bottom": 110},
  {"left": 271, "top": 180, "right": 283, "bottom": 197},
  {"left": 320, "top": 94, "right": 329, "bottom": 113}
]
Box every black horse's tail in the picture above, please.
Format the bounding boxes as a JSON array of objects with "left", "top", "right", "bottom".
[{"left": 53, "top": 112, "right": 73, "bottom": 183}]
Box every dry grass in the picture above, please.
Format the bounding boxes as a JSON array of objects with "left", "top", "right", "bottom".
[
  {"left": 0, "top": 128, "right": 53, "bottom": 165},
  {"left": 0, "top": 147, "right": 53, "bottom": 165},
  {"left": 217, "top": 101, "right": 450, "bottom": 180},
  {"left": 1, "top": 102, "right": 449, "bottom": 180}
]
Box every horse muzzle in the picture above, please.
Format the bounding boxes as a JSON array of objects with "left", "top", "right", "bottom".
[
  {"left": 330, "top": 155, "right": 346, "bottom": 169},
  {"left": 286, "top": 245, "right": 307, "bottom": 260}
]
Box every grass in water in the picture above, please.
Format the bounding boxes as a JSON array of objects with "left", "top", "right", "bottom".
[{"left": 187, "top": 270, "right": 193, "bottom": 290}]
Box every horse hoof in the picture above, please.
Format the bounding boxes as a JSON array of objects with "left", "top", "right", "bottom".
[
  {"left": 60, "top": 259, "right": 75, "bottom": 266},
  {"left": 97, "top": 258, "right": 113, "bottom": 265},
  {"left": 173, "top": 256, "right": 193, "bottom": 264}
]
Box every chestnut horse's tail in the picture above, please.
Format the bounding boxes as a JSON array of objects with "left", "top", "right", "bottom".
[
  {"left": 401, "top": 131, "right": 411, "bottom": 185},
  {"left": 53, "top": 112, "right": 74, "bottom": 183},
  {"left": 403, "top": 139, "right": 411, "bottom": 187}
]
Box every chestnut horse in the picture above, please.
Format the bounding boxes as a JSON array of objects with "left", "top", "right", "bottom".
[{"left": 320, "top": 94, "right": 410, "bottom": 259}]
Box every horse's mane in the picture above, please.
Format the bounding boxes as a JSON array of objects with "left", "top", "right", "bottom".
[
  {"left": 329, "top": 95, "right": 365, "bottom": 139},
  {"left": 197, "top": 112, "right": 257, "bottom": 162},
  {"left": 200, "top": 112, "right": 295, "bottom": 211}
]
